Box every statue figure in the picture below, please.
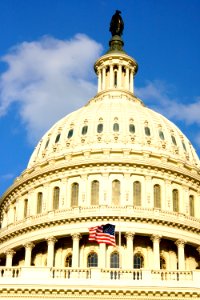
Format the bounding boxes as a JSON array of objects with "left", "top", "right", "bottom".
[{"left": 109, "top": 10, "right": 124, "bottom": 37}]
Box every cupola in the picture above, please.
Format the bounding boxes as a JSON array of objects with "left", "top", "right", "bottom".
[{"left": 94, "top": 10, "right": 138, "bottom": 95}]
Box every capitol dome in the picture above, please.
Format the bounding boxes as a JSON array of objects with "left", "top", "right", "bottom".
[{"left": 1, "top": 11, "right": 200, "bottom": 300}]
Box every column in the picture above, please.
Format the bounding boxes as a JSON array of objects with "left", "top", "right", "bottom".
[
  {"left": 130, "top": 69, "right": 134, "bottom": 93},
  {"left": 151, "top": 235, "right": 161, "bottom": 269},
  {"left": 118, "top": 64, "right": 122, "bottom": 88},
  {"left": 47, "top": 236, "right": 57, "bottom": 267},
  {"left": 5, "top": 249, "right": 15, "bottom": 267},
  {"left": 72, "top": 233, "right": 81, "bottom": 268},
  {"left": 99, "top": 243, "right": 106, "bottom": 268},
  {"left": 102, "top": 67, "right": 106, "bottom": 90},
  {"left": 125, "top": 67, "right": 129, "bottom": 90},
  {"left": 109, "top": 65, "right": 114, "bottom": 88},
  {"left": 98, "top": 69, "right": 102, "bottom": 92},
  {"left": 175, "top": 239, "right": 185, "bottom": 270},
  {"left": 125, "top": 232, "right": 134, "bottom": 269},
  {"left": 24, "top": 242, "right": 34, "bottom": 267}
]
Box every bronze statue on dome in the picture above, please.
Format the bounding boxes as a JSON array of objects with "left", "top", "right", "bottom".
[{"left": 109, "top": 10, "right": 124, "bottom": 37}]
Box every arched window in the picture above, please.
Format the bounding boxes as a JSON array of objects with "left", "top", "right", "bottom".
[
  {"left": 134, "top": 253, "right": 144, "bottom": 269},
  {"left": 112, "top": 180, "right": 120, "bottom": 205},
  {"left": 113, "top": 123, "right": 119, "bottom": 132},
  {"left": 37, "top": 192, "right": 43, "bottom": 214},
  {"left": 91, "top": 180, "right": 99, "bottom": 205},
  {"left": 53, "top": 187, "right": 60, "bottom": 210},
  {"left": 154, "top": 184, "right": 161, "bottom": 209},
  {"left": 67, "top": 129, "right": 74, "bottom": 139},
  {"left": 55, "top": 133, "right": 61, "bottom": 143},
  {"left": 129, "top": 124, "right": 135, "bottom": 134},
  {"left": 71, "top": 183, "right": 79, "bottom": 207},
  {"left": 144, "top": 126, "right": 151, "bottom": 136},
  {"left": 82, "top": 125, "right": 88, "bottom": 135},
  {"left": 110, "top": 252, "right": 119, "bottom": 268},
  {"left": 24, "top": 199, "right": 28, "bottom": 218},
  {"left": 133, "top": 181, "right": 141, "bottom": 206},
  {"left": 45, "top": 139, "right": 50, "bottom": 149},
  {"left": 189, "top": 195, "right": 195, "bottom": 217},
  {"left": 87, "top": 252, "right": 98, "bottom": 267},
  {"left": 65, "top": 254, "right": 72, "bottom": 267},
  {"left": 172, "top": 189, "right": 179, "bottom": 212},
  {"left": 97, "top": 123, "right": 103, "bottom": 133},
  {"left": 159, "top": 130, "right": 165, "bottom": 140},
  {"left": 160, "top": 257, "right": 166, "bottom": 269},
  {"left": 171, "top": 135, "right": 177, "bottom": 146}
]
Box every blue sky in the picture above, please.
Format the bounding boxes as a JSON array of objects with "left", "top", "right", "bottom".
[{"left": 0, "top": 0, "right": 200, "bottom": 196}]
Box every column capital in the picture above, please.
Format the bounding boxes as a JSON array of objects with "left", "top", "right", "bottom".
[
  {"left": 151, "top": 235, "right": 161, "bottom": 243},
  {"left": 125, "top": 232, "right": 135, "bottom": 240},
  {"left": 46, "top": 236, "right": 57, "bottom": 245},
  {"left": 71, "top": 233, "right": 81, "bottom": 241},
  {"left": 175, "top": 239, "right": 186, "bottom": 247},
  {"left": 5, "top": 249, "right": 16, "bottom": 256},
  {"left": 24, "top": 242, "right": 35, "bottom": 250}
]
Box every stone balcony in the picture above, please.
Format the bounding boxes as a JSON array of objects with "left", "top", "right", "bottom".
[{"left": 0, "top": 267, "right": 200, "bottom": 289}]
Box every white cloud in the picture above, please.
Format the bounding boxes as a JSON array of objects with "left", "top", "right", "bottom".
[
  {"left": 136, "top": 80, "right": 200, "bottom": 147},
  {"left": 0, "top": 34, "right": 103, "bottom": 143},
  {"left": 136, "top": 80, "right": 200, "bottom": 125}
]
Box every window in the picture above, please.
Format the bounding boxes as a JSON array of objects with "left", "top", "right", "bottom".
[
  {"left": 91, "top": 180, "right": 99, "bottom": 205},
  {"left": 171, "top": 135, "right": 177, "bottom": 146},
  {"left": 172, "top": 189, "right": 179, "bottom": 212},
  {"left": 189, "top": 195, "right": 194, "bottom": 217},
  {"left": 114, "top": 71, "right": 117, "bottom": 87},
  {"left": 24, "top": 199, "right": 28, "bottom": 218},
  {"left": 112, "top": 180, "right": 120, "bottom": 205},
  {"left": 55, "top": 133, "right": 61, "bottom": 143},
  {"left": 134, "top": 253, "right": 144, "bottom": 269},
  {"left": 37, "top": 192, "right": 43, "bottom": 214},
  {"left": 45, "top": 139, "right": 50, "bottom": 149},
  {"left": 133, "top": 181, "right": 141, "bottom": 206},
  {"left": 97, "top": 123, "right": 103, "bottom": 133},
  {"left": 110, "top": 252, "right": 119, "bottom": 268},
  {"left": 160, "top": 257, "right": 166, "bottom": 269},
  {"left": 65, "top": 254, "right": 72, "bottom": 267},
  {"left": 71, "top": 183, "right": 79, "bottom": 207},
  {"left": 67, "top": 129, "right": 74, "bottom": 139},
  {"left": 113, "top": 123, "right": 119, "bottom": 132},
  {"left": 144, "top": 126, "right": 151, "bottom": 136},
  {"left": 87, "top": 252, "right": 98, "bottom": 267},
  {"left": 154, "top": 184, "right": 161, "bottom": 209},
  {"left": 53, "top": 187, "right": 60, "bottom": 210},
  {"left": 82, "top": 125, "right": 88, "bottom": 135},
  {"left": 159, "top": 130, "right": 165, "bottom": 140},
  {"left": 182, "top": 141, "right": 187, "bottom": 151},
  {"left": 129, "top": 124, "right": 135, "bottom": 133}
]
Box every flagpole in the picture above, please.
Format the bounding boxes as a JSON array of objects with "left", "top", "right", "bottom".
[{"left": 118, "top": 209, "right": 121, "bottom": 269}]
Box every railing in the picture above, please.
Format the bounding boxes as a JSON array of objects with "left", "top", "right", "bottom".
[
  {"left": 0, "top": 267, "right": 21, "bottom": 278},
  {"left": 101, "top": 268, "right": 142, "bottom": 280},
  {"left": 152, "top": 270, "right": 193, "bottom": 281},
  {"left": 0, "top": 266, "right": 195, "bottom": 283}
]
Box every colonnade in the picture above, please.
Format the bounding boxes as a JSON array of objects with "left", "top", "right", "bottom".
[
  {"left": 97, "top": 63, "right": 135, "bottom": 93},
  {"left": 4, "top": 233, "right": 199, "bottom": 271}
]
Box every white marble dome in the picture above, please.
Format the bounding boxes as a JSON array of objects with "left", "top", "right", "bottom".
[
  {"left": 1, "top": 20, "right": 200, "bottom": 300},
  {"left": 29, "top": 90, "right": 199, "bottom": 169}
]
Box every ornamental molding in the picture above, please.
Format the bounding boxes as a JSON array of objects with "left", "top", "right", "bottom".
[
  {"left": 0, "top": 286, "right": 200, "bottom": 298},
  {"left": 0, "top": 212, "right": 200, "bottom": 251}
]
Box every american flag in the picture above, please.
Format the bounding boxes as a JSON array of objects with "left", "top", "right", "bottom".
[{"left": 89, "top": 224, "right": 116, "bottom": 246}]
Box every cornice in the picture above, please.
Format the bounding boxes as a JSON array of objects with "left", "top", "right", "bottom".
[
  {"left": 0, "top": 285, "right": 199, "bottom": 298},
  {"left": 0, "top": 207, "right": 200, "bottom": 245}
]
